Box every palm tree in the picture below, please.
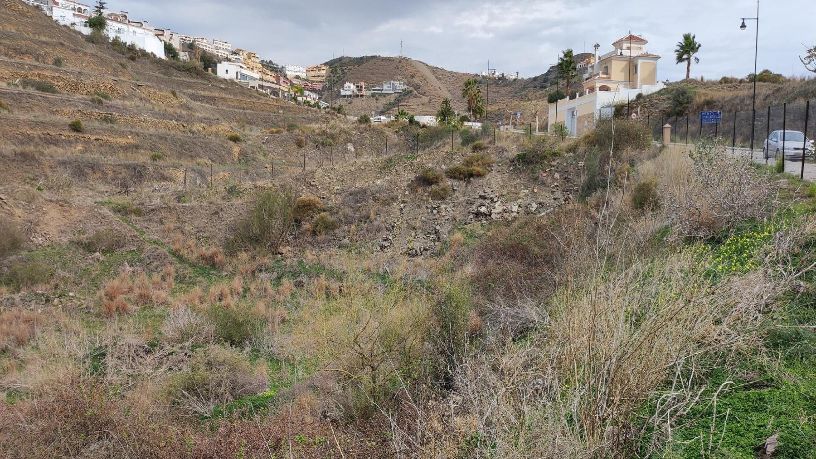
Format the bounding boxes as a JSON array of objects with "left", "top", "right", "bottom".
[
  {"left": 675, "top": 33, "right": 702, "bottom": 80},
  {"left": 556, "top": 49, "right": 577, "bottom": 96},
  {"left": 461, "top": 78, "right": 485, "bottom": 119}
]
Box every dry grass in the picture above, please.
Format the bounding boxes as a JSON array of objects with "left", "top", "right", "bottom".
[
  {"left": 99, "top": 266, "right": 174, "bottom": 317},
  {"left": 0, "top": 219, "right": 24, "bottom": 259},
  {"left": 0, "top": 310, "right": 45, "bottom": 352}
]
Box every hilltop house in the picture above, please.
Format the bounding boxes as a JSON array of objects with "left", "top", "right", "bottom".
[
  {"left": 547, "top": 34, "right": 664, "bottom": 137},
  {"left": 340, "top": 81, "right": 368, "bottom": 97},
  {"left": 306, "top": 64, "right": 328, "bottom": 83},
  {"left": 370, "top": 80, "right": 407, "bottom": 95}
]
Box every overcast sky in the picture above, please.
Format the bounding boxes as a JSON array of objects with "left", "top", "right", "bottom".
[{"left": 114, "top": 0, "right": 814, "bottom": 80}]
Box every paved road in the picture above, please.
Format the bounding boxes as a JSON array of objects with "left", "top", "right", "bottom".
[{"left": 669, "top": 143, "right": 816, "bottom": 181}]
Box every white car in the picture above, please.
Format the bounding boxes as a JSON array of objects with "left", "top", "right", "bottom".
[{"left": 763, "top": 130, "right": 814, "bottom": 160}]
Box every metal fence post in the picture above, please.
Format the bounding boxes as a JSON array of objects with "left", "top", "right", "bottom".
[
  {"left": 732, "top": 111, "right": 737, "bottom": 152},
  {"left": 686, "top": 115, "right": 690, "bottom": 144},
  {"left": 766, "top": 105, "right": 772, "bottom": 164},
  {"left": 802, "top": 100, "right": 810, "bottom": 180},
  {"left": 781, "top": 102, "right": 787, "bottom": 172},
  {"left": 698, "top": 112, "right": 703, "bottom": 140}
]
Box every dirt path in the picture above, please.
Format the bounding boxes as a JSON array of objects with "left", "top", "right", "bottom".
[{"left": 409, "top": 59, "right": 453, "bottom": 102}]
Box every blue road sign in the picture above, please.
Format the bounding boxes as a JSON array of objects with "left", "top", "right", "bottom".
[{"left": 701, "top": 111, "right": 722, "bottom": 125}]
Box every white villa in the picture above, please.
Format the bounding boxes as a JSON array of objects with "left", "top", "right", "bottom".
[
  {"left": 35, "top": 0, "right": 166, "bottom": 59},
  {"left": 217, "top": 61, "right": 260, "bottom": 83},
  {"left": 548, "top": 34, "right": 664, "bottom": 137}
]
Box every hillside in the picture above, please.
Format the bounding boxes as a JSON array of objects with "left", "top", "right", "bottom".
[
  {"left": 325, "top": 55, "right": 563, "bottom": 124},
  {"left": 2, "top": 1, "right": 816, "bottom": 458}
]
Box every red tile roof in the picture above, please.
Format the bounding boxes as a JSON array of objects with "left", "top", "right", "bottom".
[{"left": 613, "top": 34, "right": 648, "bottom": 45}]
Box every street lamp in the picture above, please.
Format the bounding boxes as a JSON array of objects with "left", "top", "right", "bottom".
[{"left": 741, "top": 0, "right": 760, "bottom": 153}]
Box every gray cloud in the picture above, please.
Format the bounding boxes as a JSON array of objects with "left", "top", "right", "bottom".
[{"left": 117, "top": 0, "right": 814, "bottom": 79}]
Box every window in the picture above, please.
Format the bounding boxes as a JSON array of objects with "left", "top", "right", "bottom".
[
  {"left": 603, "top": 66, "right": 609, "bottom": 75},
  {"left": 783, "top": 131, "right": 805, "bottom": 142},
  {"left": 634, "top": 65, "right": 638, "bottom": 74}
]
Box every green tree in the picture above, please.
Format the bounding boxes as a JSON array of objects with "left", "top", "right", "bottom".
[
  {"left": 547, "top": 89, "right": 565, "bottom": 103},
  {"left": 164, "top": 42, "right": 179, "bottom": 61},
  {"left": 436, "top": 98, "right": 456, "bottom": 127},
  {"left": 461, "top": 78, "right": 485, "bottom": 119},
  {"left": 675, "top": 33, "right": 701, "bottom": 80},
  {"left": 93, "top": 0, "right": 106, "bottom": 15},
  {"left": 199, "top": 51, "right": 218, "bottom": 72},
  {"left": 87, "top": 1, "right": 106, "bottom": 35},
  {"left": 556, "top": 49, "right": 577, "bottom": 96},
  {"left": 800, "top": 45, "right": 816, "bottom": 74}
]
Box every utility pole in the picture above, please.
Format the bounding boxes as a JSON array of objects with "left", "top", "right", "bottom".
[{"left": 486, "top": 60, "right": 490, "bottom": 109}]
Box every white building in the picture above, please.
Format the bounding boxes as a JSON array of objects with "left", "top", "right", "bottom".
[
  {"left": 285, "top": 65, "right": 307, "bottom": 80},
  {"left": 217, "top": 61, "right": 259, "bottom": 82},
  {"left": 548, "top": 34, "right": 664, "bottom": 137},
  {"left": 370, "top": 80, "right": 408, "bottom": 95},
  {"left": 48, "top": 1, "right": 165, "bottom": 59}
]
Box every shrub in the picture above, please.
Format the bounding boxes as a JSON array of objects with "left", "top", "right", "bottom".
[
  {"left": 358, "top": 114, "right": 371, "bottom": 124},
  {"left": 205, "top": 304, "right": 264, "bottom": 347},
  {"left": 78, "top": 229, "right": 127, "bottom": 254},
  {"left": 95, "top": 91, "right": 111, "bottom": 101},
  {"left": 107, "top": 200, "right": 143, "bottom": 217},
  {"left": 661, "top": 141, "right": 772, "bottom": 240},
  {"left": 150, "top": 151, "right": 165, "bottom": 162},
  {"left": 52, "top": 57, "right": 64, "bottom": 67},
  {"left": 0, "top": 220, "right": 24, "bottom": 259},
  {"left": 2, "top": 259, "right": 53, "bottom": 291},
  {"left": 227, "top": 133, "right": 242, "bottom": 143},
  {"left": 470, "top": 205, "right": 594, "bottom": 307},
  {"left": 90, "top": 96, "right": 104, "bottom": 105},
  {"left": 471, "top": 141, "right": 488, "bottom": 152},
  {"left": 292, "top": 194, "right": 324, "bottom": 222},
  {"left": 513, "top": 139, "right": 559, "bottom": 173},
  {"left": 445, "top": 154, "right": 493, "bottom": 181},
  {"left": 552, "top": 122, "right": 569, "bottom": 141},
  {"left": 667, "top": 86, "right": 694, "bottom": 117},
  {"left": 19, "top": 79, "right": 58, "bottom": 93},
  {"left": 164, "top": 345, "right": 268, "bottom": 417},
  {"left": 585, "top": 119, "right": 651, "bottom": 153},
  {"left": 228, "top": 191, "right": 294, "bottom": 253},
  {"left": 460, "top": 129, "right": 480, "bottom": 147},
  {"left": 415, "top": 167, "right": 444, "bottom": 187},
  {"left": 68, "top": 119, "right": 83, "bottom": 132},
  {"left": 312, "top": 212, "right": 339, "bottom": 235},
  {"left": 631, "top": 180, "right": 660, "bottom": 211},
  {"left": 429, "top": 183, "right": 452, "bottom": 201}
]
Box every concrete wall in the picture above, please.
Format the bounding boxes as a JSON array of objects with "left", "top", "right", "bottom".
[{"left": 639, "top": 61, "right": 657, "bottom": 86}]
